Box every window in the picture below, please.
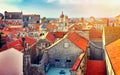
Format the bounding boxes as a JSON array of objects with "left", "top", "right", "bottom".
[
  {"left": 55, "top": 59, "right": 60, "bottom": 62},
  {"left": 66, "top": 60, "right": 71, "bottom": 62},
  {"left": 9, "top": 14, "right": 12, "bottom": 18},
  {"left": 40, "top": 33, "right": 44, "bottom": 36},
  {"left": 64, "top": 43, "right": 69, "bottom": 48},
  {"left": 29, "top": 17, "right": 31, "bottom": 19}
]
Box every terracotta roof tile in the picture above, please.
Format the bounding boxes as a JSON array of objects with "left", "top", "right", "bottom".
[
  {"left": 0, "top": 31, "right": 10, "bottom": 35},
  {"left": 1, "top": 36, "right": 37, "bottom": 51},
  {"left": 71, "top": 53, "right": 85, "bottom": 71},
  {"left": 46, "top": 32, "right": 55, "bottom": 43},
  {"left": 103, "top": 26, "right": 120, "bottom": 45},
  {"left": 46, "top": 23, "right": 58, "bottom": 31},
  {"left": 19, "top": 36, "right": 37, "bottom": 46},
  {"left": 7, "top": 40, "right": 23, "bottom": 50},
  {"left": 1, "top": 40, "right": 24, "bottom": 51},
  {"left": 68, "top": 24, "right": 82, "bottom": 31},
  {"left": 106, "top": 39, "right": 120, "bottom": 75},
  {"left": 89, "top": 27, "right": 102, "bottom": 40},
  {"left": 54, "top": 32, "right": 66, "bottom": 38},
  {"left": 67, "top": 32, "right": 88, "bottom": 51},
  {"left": 86, "top": 60, "right": 106, "bottom": 75}
]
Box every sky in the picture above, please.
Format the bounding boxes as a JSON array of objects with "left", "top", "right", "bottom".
[{"left": 0, "top": 0, "right": 120, "bottom": 18}]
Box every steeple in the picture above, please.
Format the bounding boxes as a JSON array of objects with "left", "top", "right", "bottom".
[
  {"left": 62, "top": 11, "right": 63, "bottom": 15},
  {"left": 60, "top": 11, "right": 64, "bottom": 18}
]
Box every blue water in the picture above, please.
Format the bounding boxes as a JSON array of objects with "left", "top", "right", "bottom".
[
  {"left": 47, "top": 18, "right": 58, "bottom": 21},
  {"left": 46, "top": 67, "right": 71, "bottom": 75}
]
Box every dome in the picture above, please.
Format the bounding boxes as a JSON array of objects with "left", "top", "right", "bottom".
[{"left": 60, "top": 11, "right": 64, "bottom": 18}]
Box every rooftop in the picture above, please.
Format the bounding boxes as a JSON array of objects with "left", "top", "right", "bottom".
[
  {"left": 45, "top": 32, "right": 88, "bottom": 52},
  {"left": 67, "top": 32, "right": 88, "bottom": 51},
  {"left": 89, "top": 27, "right": 102, "bottom": 41},
  {"left": 86, "top": 60, "right": 106, "bottom": 75},
  {"left": 106, "top": 39, "right": 120, "bottom": 75},
  {"left": 0, "top": 40, "right": 24, "bottom": 51},
  {"left": 71, "top": 53, "right": 85, "bottom": 71},
  {"left": 103, "top": 26, "right": 120, "bottom": 45}
]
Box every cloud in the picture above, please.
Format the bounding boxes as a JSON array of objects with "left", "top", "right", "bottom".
[
  {"left": 0, "top": 0, "right": 23, "bottom": 3},
  {"left": 46, "top": 0, "right": 120, "bottom": 6},
  {"left": 0, "top": 3, "right": 20, "bottom": 14},
  {"left": 46, "top": 0, "right": 83, "bottom": 4},
  {"left": 46, "top": 0, "right": 120, "bottom": 17},
  {"left": 46, "top": 0, "right": 56, "bottom": 3}
]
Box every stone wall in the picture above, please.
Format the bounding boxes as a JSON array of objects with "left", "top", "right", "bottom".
[
  {"left": 30, "top": 64, "right": 45, "bottom": 75},
  {"left": 48, "top": 38, "right": 83, "bottom": 68},
  {"left": 70, "top": 52, "right": 87, "bottom": 75},
  {"left": 89, "top": 41, "right": 104, "bottom": 60}
]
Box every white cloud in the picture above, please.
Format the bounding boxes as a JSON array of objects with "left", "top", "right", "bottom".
[
  {"left": 46, "top": 0, "right": 120, "bottom": 17},
  {"left": 46, "top": 0, "right": 120, "bottom": 6},
  {"left": 0, "top": 3, "right": 20, "bottom": 14},
  {"left": 0, "top": 0, "right": 23, "bottom": 3},
  {"left": 46, "top": 0, "right": 83, "bottom": 4},
  {"left": 46, "top": 0, "right": 56, "bottom": 3},
  {"left": 0, "top": 0, "right": 22, "bottom": 14}
]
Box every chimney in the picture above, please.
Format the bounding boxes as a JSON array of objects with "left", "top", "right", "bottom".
[{"left": 23, "top": 55, "right": 31, "bottom": 75}]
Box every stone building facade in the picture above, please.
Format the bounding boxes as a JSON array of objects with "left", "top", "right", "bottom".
[
  {"left": 47, "top": 38, "right": 83, "bottom": 68},
  {"left": 5, "top": 11, "right": 23, "bottom": 25},
  {"left": 23, "top": 14, "right": 40, "bottom": 24}
]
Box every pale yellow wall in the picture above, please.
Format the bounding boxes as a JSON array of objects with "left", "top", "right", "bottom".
[{"left": 105, "top": 49, "right": 115, "bottom": 75}]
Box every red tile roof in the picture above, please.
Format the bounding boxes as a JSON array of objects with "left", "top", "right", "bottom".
[
  {"left": 46, "top": 23, "right": 58, "bottom": 31},
  {"left": 68, "top": 24, "right": 82, "bottom": 31},
  {"left": 54, "top": 32, "right": 66, "bottom": 38},
  {"left": 1, "top": 36, "right": 37, "bottom": 51},
  {"left": 71, "top": 53, "right": 85, "bottom": 71},
  {"left": 19, "top": 36, "right": 37, "bottom": 46},
  {"left": 25, "top": 36, "right": 37, "bottom": 45},
  {"left": 2, "top": 36, "right": 9, "bottom": 41},
  {"left": 0, "top": 30, "right": 10, "bottom": 35},
  {"left": 106, "top": 39, "right": 120, "bottom": 75},
  {"left": 33, "top": 24, "right": 40, "bottom": 31},
  {"left": 1, "top": 40, "right": 24, "bottom": 51},
  {"left": 46, "top": 32, "right": 55, "bottom": 43},
  {"left": 103, "top": 26, "right": 120, "bottom": 45},
  {"left": 89, "top": 27, "right": 102, "bottom": 40},
  {"left": 67, "top": 32, "right": 88, "bottom": 51},
  {"left": 86, "top": 60, "right": 106, "bottom": 75},
  {"left": 7, "top": 40, "right": 23, "bottom": 50},
  {"left": 2, "top": 28, "right": 21, "bottom": 39},
  {"left": 0, "top": 21, "right": 6, "bottom": 25}
]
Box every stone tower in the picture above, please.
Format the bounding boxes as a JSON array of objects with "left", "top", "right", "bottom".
[{"left": 23, "top": 37, "right": 31, "bottom": 75}]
